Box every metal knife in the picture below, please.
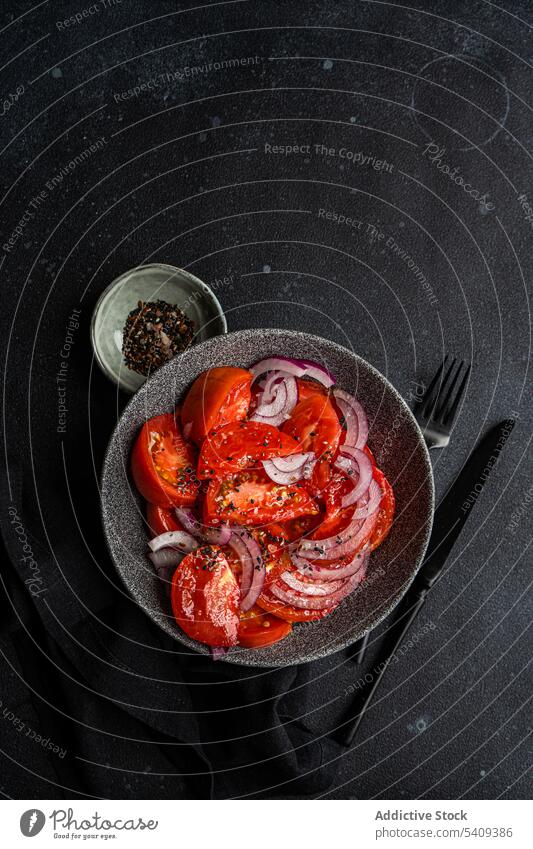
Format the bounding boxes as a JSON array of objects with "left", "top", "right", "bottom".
[{"left": 340, "top": 418, "right": 516, "bottom": 745}]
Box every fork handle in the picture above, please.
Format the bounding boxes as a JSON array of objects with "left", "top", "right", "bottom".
[{"left": 340, "top": 587, "right": 428, "bottom": 746}]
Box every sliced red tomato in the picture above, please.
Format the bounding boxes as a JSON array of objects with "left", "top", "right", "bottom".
[
  {"left": 279, "top": 514, "right": 322, "bottom": 543},
  {"left": 309, "top": 471, "right": 354, "bottom": 540},
  {"left": 296, "top": 376, "right": 327, "bottom": 402},
  {"left": 131, "top": 413, "right": 199, "bottom": 507},
  {"left": 197, "top": 421, "right": 301, "bottom": 479},
  {"left": 254, "top": 523, "right": 293, "bottom": 588},
  {"left": 237, "top": 605, "right": 292, "bottom": 648},
  {"left": 204, "top": 469, "right": 319, "bottom": 527},
  {"left": 181, "top": 367, "right": 252, "bottom": 445},
  {"left": 282, "top": 394, "right": 341, "bottom": 462},
  {"left": 145, "top": 503, "right": 183, "bottom": 536},
  {"left": 170, "top": 546, "right": 239, "bottom": 646},
  {"left": 256, "top": 587, "right": 335, "bottom": 622},
  {"left": 223, "top": 523, "right": 291, "bottom": 588},
  {"left": 368, "top": 467, "right": 395, "bottom": 551},
  {"left": 364, "top": 445, "right": 377, "bottom": 465}
]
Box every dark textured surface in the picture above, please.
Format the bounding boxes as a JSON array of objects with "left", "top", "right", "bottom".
[
  {"left": 0, "top": 0, "right": 531, "bottom": 800},
  {"left": 101, "top": 328, "right": 434, "bottom": 665}
]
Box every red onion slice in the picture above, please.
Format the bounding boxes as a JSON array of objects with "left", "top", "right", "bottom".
[
  {"left": 148, "top": 550, "right": 183, "bottom": 590},
  {"left": 251, "top": 372, "right": 298, "bottom": 425},
  {"left": 294, "top": 358, "right": 336, "bottom": 387},
  {"left": 182, "top": 421, "right": 192, "bottom": 440},
  {"left": 334, "top": 446, "right": 373, "bottom": 507},
  {"left": 251, "top": 411, "right": 290, "bottom": 427},
  {"left": 210, "top": 646, "right": 229, "bottom": 661},
  {"left": 255, "top": 380, "right": 288, "bottom": 418},
  {"left": 271, "top": 452, "right": 314, "bottom": 473},
  {"left": 280, "top": 569, "right": 348, "bottom": 595},
  {"left": 297, "top": 512, "right": 378, "bottom": 561},
  {"left": 351, "top": 479, "right": 382, "bottom": 519},
  {"left": 148, "top": 548, "right": 186, "bottom": 571},
  {"left": 262, "top": 451, "right": 314, "bottom": 484},
  {"left": 175, "top": 508, "right": 231, "bottom": 545},
  {"left": 250, "top": 357, "right": 335, "bottom": 388},
  {"left": 148, "top": 529, "right": 199, "bottom": 553},
  {"left": 333, "top": 389, "right": 369, "bottom": 449},
  {"left": 270, "top": 565, "right": 364, "bottom": 609},
  {"left": 291, "top": 550, "right": 368, "bottom": 581},
  {"left": 227, "top": 529, "right": 265, "bottom": 612}
]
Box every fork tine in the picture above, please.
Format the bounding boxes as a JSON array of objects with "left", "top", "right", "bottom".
[
  {"left": 422, "top": 356, "right": 458, "bottom": 419},
  {"left": 420, "top": 355, "right": 448, "bottom": 418},
  {"left": 434, "top": 358, "right": 462, "bottom": 421},
  {"left": 442, "top": 362, "right": 470, "bottom": 426}
]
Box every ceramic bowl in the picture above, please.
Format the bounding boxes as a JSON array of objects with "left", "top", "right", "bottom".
[
  {"left": 91, "top": 263, "right": 227, "bottom": 393},
  {"left": 101, "top": 329, "right": 434, "bottom": 666}
]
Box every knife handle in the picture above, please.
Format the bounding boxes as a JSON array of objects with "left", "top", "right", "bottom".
[{"left": 340, "top": 587, "right": 428, "bottom": 746}]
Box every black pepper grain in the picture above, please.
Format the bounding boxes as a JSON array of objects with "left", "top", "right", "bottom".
[{"left": 122, "top": 299, "right": 194, "bottom": 376}]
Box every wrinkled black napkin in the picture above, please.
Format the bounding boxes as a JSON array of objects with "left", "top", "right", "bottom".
[{"left": 0, "top": 306, "right": 346, "bottom": 800}]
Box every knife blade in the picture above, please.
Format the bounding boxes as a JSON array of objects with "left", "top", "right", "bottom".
[
  {"left": 415, "top": 418, "right": 515, "bottom": 591},
  {"left": 340, "top": 418, "right": 515, "bottom": 745}
]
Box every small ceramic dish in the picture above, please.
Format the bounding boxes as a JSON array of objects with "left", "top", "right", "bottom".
[
  {"left": 90, "top": 263, "right": 227, "bottom": 393},
  {"left": 101, "top": 329, "right": 435, "bottom": 667}
]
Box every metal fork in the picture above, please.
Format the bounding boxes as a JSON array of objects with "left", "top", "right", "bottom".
[
  {"left": 353, "top": 355, "right": 470, "bottom": 664},
  {"left": 414, "top": 355, "right": 471, "bottom": 449}
]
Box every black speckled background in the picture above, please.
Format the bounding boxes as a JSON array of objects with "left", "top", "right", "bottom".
[{"left": 0, "top": 0, "right": 531, "bottom": 800}]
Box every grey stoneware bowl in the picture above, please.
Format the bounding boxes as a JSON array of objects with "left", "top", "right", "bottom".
[{"left": 101, "top": 329, "right": 434, "bottom": 667}]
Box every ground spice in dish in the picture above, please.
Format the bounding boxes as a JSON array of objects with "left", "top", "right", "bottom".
[{"left": 122, "top": 299, "right": 194, "bottom": 376}]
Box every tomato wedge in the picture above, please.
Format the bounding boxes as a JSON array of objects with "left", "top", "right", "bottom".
[
  {"left": 368, "top": 467, "right": 395, "bottom": 551},
  {"left": 170, "top": 546, "right": 240, "bottom": 646},
  {"left": 181, "top": 367, "right": 252, "bottom": 445},
  {"left": 282, "top": 393, "right": 341, "bottom": 461},
  {"left": 278, "top": 514, "right": 322, "bottom": 543},
  {"left": 257, "top": 587, "right": 334, "bottom": 622},
  {"left": 204, "top": 469, "right": 319, "bottom": 527},
  {"left": 131, "top": 413, "right": 199, "bottom": 507},
  {"left": 146, "top": 503, "right": 183, "bottom": 536},
  {"left": 296, "top": 377, "right": 327, "bottom": 402},
  {"left": 237, "top": 605, "right": 292, "bottom": 647},
  {"left": 197, "top": 421, "right": 301, "bottom": 479}
]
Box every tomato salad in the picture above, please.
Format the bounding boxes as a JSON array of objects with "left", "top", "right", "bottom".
[{"left": 131, "top": 357, "right": 395, "bottom": 656}]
